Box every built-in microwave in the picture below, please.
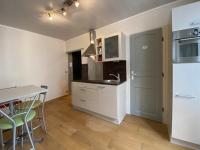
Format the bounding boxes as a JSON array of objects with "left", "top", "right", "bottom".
[{"left": 173, "top": 28, "right": 200, "bottom": 63}]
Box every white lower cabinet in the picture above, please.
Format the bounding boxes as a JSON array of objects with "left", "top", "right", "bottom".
[{"left": 72, "top": 82, "right": 126, "bottom": 124}]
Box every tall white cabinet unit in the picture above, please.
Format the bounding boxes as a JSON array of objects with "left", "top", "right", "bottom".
[
  {"left": 172, "top": 1, "right": 200, "bottom": 31},
  {"left": 172, "top": 2, "right": 200, "bottom": 149},
  {"left": 72, "top": 82, "right": 126, "bottom": 124}
]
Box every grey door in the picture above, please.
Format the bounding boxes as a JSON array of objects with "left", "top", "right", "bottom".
[{"left": 130, "top": 29, "right": 163, "bottom": 122}]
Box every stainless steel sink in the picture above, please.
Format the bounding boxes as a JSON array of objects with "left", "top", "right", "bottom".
[{"left": 103, "top": 80, "right": 120, "bottom": 84}]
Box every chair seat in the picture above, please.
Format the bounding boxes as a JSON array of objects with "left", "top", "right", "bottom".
[{"left": 0, "top": 110, "right": 36, "bottom": 130}]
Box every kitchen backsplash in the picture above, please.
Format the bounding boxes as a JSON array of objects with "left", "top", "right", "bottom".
[
  {"left": 103, "top": 61, "right": 126, "bottom": 81},
  {"left": 82, "top": 60, "right": 126, "bottom": 81}
]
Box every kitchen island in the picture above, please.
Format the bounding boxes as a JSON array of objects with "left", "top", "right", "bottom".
[{"left": 72, "top": 80, "right": 126, "bottom": 124}]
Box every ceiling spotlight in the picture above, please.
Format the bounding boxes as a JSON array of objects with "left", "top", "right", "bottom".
[
  {"left": 45, "top": 0, "right": 81, "bottom": 20},
  {"left": 61, "top": 8, "right": 67, "bottom": 16},
  {"left": 63, "top": 11, "right": 67, "bottom": 16},
  {"left": 90, "top": 40, "right": 94, "bottom": 44},
  {"left": 48, "top": 13, "right": 53, "bottom": 20},
  {"left": 74, "top": 0, "right": 79, "bottom": 8}
]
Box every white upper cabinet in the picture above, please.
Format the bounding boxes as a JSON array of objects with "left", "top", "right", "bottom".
[
  {"left": 172, "top": 1, "right": 200, "bottom": 31},
  {"left": 102, "top": 32, "right": 126, "bottom": 62}
]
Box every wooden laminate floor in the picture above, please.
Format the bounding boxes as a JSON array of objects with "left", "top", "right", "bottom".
[{"left": 17, "top": 96, "right": 190, "bottom": 150}]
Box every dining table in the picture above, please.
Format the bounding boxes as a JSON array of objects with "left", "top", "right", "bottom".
[
  {"left": 0, "top": 85, "right": 47, "bottom": 105},
  {"left": 0, "top": 85, "right": 48, "bottom": 150}
]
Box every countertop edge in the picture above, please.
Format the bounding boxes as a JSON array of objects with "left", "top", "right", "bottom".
[{"left": 72, "top": 80, "right": 126, "bottom": 86}]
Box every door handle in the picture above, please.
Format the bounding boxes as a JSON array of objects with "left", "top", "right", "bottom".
[
  {"left": 131, "top": 71, "right": 137, "bottom": 76},
  {"left": 130, "top": 70, "right": 137, "bottom": 80},
  {"left": 130, "top": 70, "right": 134, "bottom": 75}
]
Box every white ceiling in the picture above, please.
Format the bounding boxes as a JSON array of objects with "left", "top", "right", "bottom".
[{"left": 0, "top": 0, "right": 177, "bottom": 40}]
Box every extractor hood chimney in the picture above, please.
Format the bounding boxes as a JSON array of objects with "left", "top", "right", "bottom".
[{"left": 82, "top": 30, "right": 96, "bottom": 57}]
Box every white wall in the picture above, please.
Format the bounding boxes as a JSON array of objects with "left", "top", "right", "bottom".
[
  {"left": 65, "top": 0, "right": 197, "bottom": 124},
  {"left": 0, "top": 25, "right": 67, "bottom": 101}
]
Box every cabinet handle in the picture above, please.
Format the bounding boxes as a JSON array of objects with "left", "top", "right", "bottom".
[
  {"left": 80, "top": 88, "right": 86, "bottom": 91},
  {"left": 190, "top": 22, "right": 200, "bottom": 26},
  {"left": 80, "top": 99, "right": 86, "bottom": 102},
  {"left": 175, "top": 94, "right": 196, "bottom": 99},
  {"left": 97, "top": 86, "right": 105, "bottom": 89}
]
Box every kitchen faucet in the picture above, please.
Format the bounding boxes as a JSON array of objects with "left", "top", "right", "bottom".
[{"left": 109, "top": 73, "right": 120, "bottom": 82}]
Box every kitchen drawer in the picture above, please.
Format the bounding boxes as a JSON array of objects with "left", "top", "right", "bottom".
[
  {"left": 79, "top": 87, "right": 88, "bottom": 99},
  {"left": 74, "top": 84, "right": 99, "bottom": 112}
]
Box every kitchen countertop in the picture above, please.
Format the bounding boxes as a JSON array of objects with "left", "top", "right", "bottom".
[{"left": 72, "top": 80, "right": 126, "bottom": 85}]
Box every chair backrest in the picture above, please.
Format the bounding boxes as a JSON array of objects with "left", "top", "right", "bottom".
[
  {"left": 39, "top": 85, "right": 48, "bottom": 103},
  {"left": 0, "top": 94, "right": 39, "bottom": 127},
  {"left": 14, "top": 95, "right": 38, "bottom": 116}
]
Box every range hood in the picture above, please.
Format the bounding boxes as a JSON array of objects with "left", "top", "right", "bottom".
[{"left": 82, "top": 30, "right": 96, "bottom": 57}]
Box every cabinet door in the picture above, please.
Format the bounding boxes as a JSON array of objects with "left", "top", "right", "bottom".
[
  {"left": 102, "top": 32, "right": 125, "bottom": 61},
  {"left": 172, "top": 97, "right": 200, "bottom": 145},
  {"left": 97, "top": 85, "right": 117, "bottom": 119},
  {"left": 172, "top": 1, "right": 200, "bottom": 31},
  {"left": 104, "top": 35, "right": 119, "bottom": 59},
  {"left": 72, "top": 85, "right": 80, "bottom": 106},
  {"left": 172, "top": 64, "right": 200, "bottom": 144}
]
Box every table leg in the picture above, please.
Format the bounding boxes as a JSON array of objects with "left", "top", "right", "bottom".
[{"left": 9, "top": 102, "right": 14, "bottom": 116}]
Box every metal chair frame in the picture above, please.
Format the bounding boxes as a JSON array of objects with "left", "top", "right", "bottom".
[
  {"left": 0, "top": 95, "right": 38, "bottom": 150},
  {"left": 33, "top": 85, "right": 48, "bottom": 134}
]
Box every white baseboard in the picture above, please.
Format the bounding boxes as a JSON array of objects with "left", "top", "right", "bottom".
[
  {"left": 46, "top": 93, "right": 69, "bottom": 102},
  {"left": 73, "top": 105, "right": 122, "bottom": 125},
  {"left": 171, "top": 137, "right": 200, "bottom": 150}
]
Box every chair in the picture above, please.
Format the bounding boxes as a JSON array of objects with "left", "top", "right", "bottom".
[
  {"left": 0, "top": 95, "right": 38, "bottom": 150},
  {"left": 35, "top": 85, "right": 48, "bottom": 133},
  {"left": 16, "top": 85, "right": 48, "bottom": 134}
]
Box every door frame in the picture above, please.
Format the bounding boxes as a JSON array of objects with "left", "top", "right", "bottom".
[
  {"left": 130, "top": 28, "right": 165, "bottom": 122},
  {"left": 66, "top": 49, "right": 83, "bottom": 95}
]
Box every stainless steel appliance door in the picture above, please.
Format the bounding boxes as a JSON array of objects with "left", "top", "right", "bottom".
[{"left": 174, "top": 38, "right": 200, "bottom": 63}]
